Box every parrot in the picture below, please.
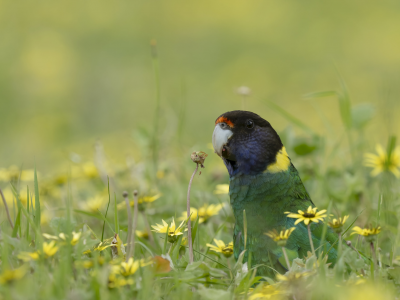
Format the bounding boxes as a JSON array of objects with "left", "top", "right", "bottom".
[{"left": 212, "top": 110, "right": 341, "bottom": 276}]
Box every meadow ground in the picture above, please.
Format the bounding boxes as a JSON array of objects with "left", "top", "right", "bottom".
[
  {"left": 1, "top": 93, "right": 400, "bottom": 299},
  {"left": 1, "top": 1, "right": 400, "bottom": 299}
]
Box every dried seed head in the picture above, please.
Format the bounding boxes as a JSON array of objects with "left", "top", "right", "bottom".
[
  {"left": 191, "top": 151, "right": 208, "bottom": 168},
  {"left": 133, "top": 190, "right": 138, "bottom": 197},
  {"left": 122, "top": 191, "right": 129, "bottom": 198},
  {"left": 236, "top": 86, "right": 251, "bottom": 96}
]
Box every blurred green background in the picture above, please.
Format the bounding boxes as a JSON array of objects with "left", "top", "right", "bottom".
[{"left": 1, "top": 0, "right": 400, "bottom": 169}]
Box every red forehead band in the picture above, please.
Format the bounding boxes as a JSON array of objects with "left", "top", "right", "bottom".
[{"left": 215, "top": 116, "right": 234, "bottom": 128}]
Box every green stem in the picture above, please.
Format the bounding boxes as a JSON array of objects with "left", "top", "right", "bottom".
[
  {"left": 187, "top": 164, "right": 199, "bottom": 264},
  {"left": 282, "top": 247, "right": 290, "bottom": 270},
  {"left": 151, "top": 40, "right": 161, "bottom": 175},
  {"left": 307, "top": 223, "right": 315, "bottom": 256},
  {"left": 370, "top": 241, "right": 377, "bottom": 278}
]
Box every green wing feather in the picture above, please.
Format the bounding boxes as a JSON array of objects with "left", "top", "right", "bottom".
[{"left": 230, "top": 163, "right": 338, "bottom": 277}]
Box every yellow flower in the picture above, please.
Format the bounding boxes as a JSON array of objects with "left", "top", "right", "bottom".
[
  {"left": 265, "top": 228, "right": 295, "bottom": 247},
  {"left": 328, "top": 215, "right": 349, "bottom": 233},
  {"left": 351, "top": 226, "right": 381, "bottom": 239},
  {"left": 285, "top": 206, "right": 327, "bottom": 225},
  {"left": 139, "top": 194, "right": 161, "bottom": 204},
  {"left": 82, "top": 162, "right": 99, "bottom": 178},
  {"left": 84, "top": 239, "right": 115, "bottom": 255},
  {"left": 43, "top": 241, "right": 58, "bottom": 257},
  {"left": 276, "top": 271, "right": 314, "bottom": 282},
  {"left": 43, "top": 233, "right": 59, "bottom": 240},
  {"left": 364, "top": 144, "right": 400, "bottom": 178},
  {"left": 135, "top": 230, "right": 149, "bottom": 239},
  {"left": 206, "top": 239, "right": 234, "bottom": 258},
  {"left": 181, "top": 237, "right": 188, "bottom": 246},
  {"left": 108, "top": 274, "right": 134, "bottom": 288},
  {"left": 151, "top": 218, "right": 185, "bottom": 243},
  {"left": 71, "top": 231, "right": 82, "bottom": 245},
  {"left": 119, "top": 258, "right": 140, "bottom": 277},
  {"left": 0, "top": 165, "right": 35, "bottom": 182},
  {"left": 75, "top": 257, "right": 105, "bottom": 269},
  {"left": 248, "top": 284, "right": 283, "bottom": 300},
  {"left": 0, "top": 266, "right": 27, "bottom": 284},
  {"left": 43, "top": 231, "right": 81, "bottom": 245},
  {"left": 82, "top": 195, "right": 107, "bottom": 212},
  {"left": 179, "top": 204, "right": 223, "bottom": 224},
  {"left": 213, "top": 184, "right": 229, "bottom": 195},
  {"left": 18, "top": 251, "right": 40, "bottom": 262},
  {"left": 156, "top": 170, "right": 165, "bottom": 179},
  {"left": 117, "top": 193, "right": 161, "bottom": 210}
]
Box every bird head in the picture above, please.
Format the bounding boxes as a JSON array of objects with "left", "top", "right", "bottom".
[{"left": 212, "top": 110, "right": 289, "bottom": 177}]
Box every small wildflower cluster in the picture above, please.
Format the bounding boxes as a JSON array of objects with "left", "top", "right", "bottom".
[
  {"left": 151, "top": 218, "right": 185, "bottom": 243},
  {"left": 364, "top": 144, "right": 400, "bottom": 178},
  {"left": 285, "top": 206, "right": 327, "bottom": 225},
  {"left": 206, "top": 239, "right": 234, "bottom": 258},
  {"left": 179, "top": 203, "right": 223, "bottom": 223}
]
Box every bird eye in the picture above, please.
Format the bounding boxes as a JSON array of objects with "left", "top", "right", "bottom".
[
  {"left": 220, "top": 123, "right": 227, "bottom": 129},
  {"left": 246, "top": 119, "right": 254, "bottom": 129}
]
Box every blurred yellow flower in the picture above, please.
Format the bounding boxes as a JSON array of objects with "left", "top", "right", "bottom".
[
  {"left": 0, "top": 165, "right": 35, "bottom": 182},
  {"left": 328, "top": 215, "right": 349, "bottom": 233},
  {"left": 248, "top": 283, "right": 283, "bottom": 300},
  {"left": 181, "top": 237, "right": 188, "bottom": 246},
  {"left": 285, "top": 206, "right": 327, "bottom": 225},
  {"left": 43, "top": 231, "right": 81, "bottom": 246},
  {"left": 117, "top": 193, "right": 161, "bottom": 210},
  {"left": 213, "top": 184, "right": 229, "bottom": 195},
  {"left": 179, "top": 204, "right": 223, "bottom": 224},
  {"left": 139, "top": 194, "right": 161, "bottom": 204},
  {"left": 351, "top": 226, "right": 381, "bottom": 238},
  {"left": 53, "top": 174, "right": 68, "bottom": 186},
  {"left": 0, "top": 266, "right": 27, "bottom": 284},
  {"left": 82, "top": 162, "right": 99, "bottom": 178},
  {"left": 206, "top": 239, "right": 233, "bottom": 258},
  {"left": 43, "top": 241, "right": 58, "bottom": 257},
  {"left": 18, "top": 251, "right": 40, "bottom": 262},
  {"left": 71, "top": 231, "right": 82, "bottom": 245},
  {"left": 119, "top": 258, "right": 139, "bottom": 277},
  {"left": 265, "top": 227, "right": 296, "bottom": 247},
  {"left": 82, "top": 195, "right": 107, "bottom": 212},
  {"left": 364, "top": 144, "right": 400, "bottom": 178},
  {"left": 108, "top": 273, "right": 134, "bottom": 288},
  {"left": 276, "top": 271, "right": 314, "bottom": 282},
  {"left": 156, "top": 170, "right": 165, "bottom": 179},
  {"left": 135, "top": 230, "right": 149, "bottom": 239},
  {"left": 151, "top": 218, "right": 185, "bottom": 243},
  {"left": 83, "top": 238, "right": 116, "bottom": 255}
]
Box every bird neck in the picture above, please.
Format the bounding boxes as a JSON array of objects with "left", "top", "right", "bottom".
[{"left": 224, "top": 146, "right": 291, "bottom": 177}]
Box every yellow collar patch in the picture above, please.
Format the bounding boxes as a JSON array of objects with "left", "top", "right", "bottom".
[{"left": 265, "top": 146, "right": 290, "bottom": 173}]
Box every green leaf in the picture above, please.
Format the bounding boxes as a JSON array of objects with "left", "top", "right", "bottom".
[
  {"left": 303, "top": 91, "right": 337, "bottom": 98},
  {"left": 114, "top": 193, "right": 119, "bottom": 234},
  {"left": 163, "top": 224, "right": 170, "bottom": 254},
  {"left": 26, "top": 186, "right": 30, "bottom": 242},
  {"left": 34, "top": 166, "right": 41, "bottom": 229},
  {"left": 293, "top": 142, "right": 317, "bottom": 156},
  {"left": 101, "top": 177, "right": 112, "bottom": 242},
  {"left": 12, "top": 208, "right": 21, "bottom": 238}
]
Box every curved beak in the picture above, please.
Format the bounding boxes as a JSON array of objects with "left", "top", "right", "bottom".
[{"left": 212, "top": 124, "right": 233, "bottom": 157}]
